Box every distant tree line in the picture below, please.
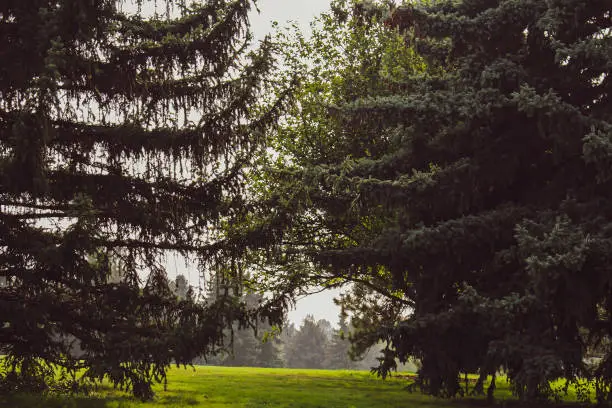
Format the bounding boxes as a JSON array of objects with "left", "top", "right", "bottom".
[
  {"left": 204, "top": 312, "right": 380, "bottom": 371},
  {"left": 173, "top": 273, "right": 413, "bottom": 371}
]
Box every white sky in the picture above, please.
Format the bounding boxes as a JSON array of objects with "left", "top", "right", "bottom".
[{"left": 249, "top": 0, "right": 332, "bottom": 40}]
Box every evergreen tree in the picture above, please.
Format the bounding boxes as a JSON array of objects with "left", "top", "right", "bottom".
[
  {"left": 256, "top": 333, "right": 284, "bottom": 368},
  {"left": 220, "top": 292, "right": 262, "bottom": 367},
  {"left": 317, "top": 318, "right": 333, "bottom": 342},
  {"left": 172, "top": 274, "right": 189, "bottom": 300},
  {"left": 221, "top": 325, "right": 260, "bottom": 367},
  {"left": 261, "top": 0, "right": 611, "bottom": 403},
  {"left": 326, "top": 312, "right": 355, "bottom": 370},
  {"left": 285, "top": 315, "right": 329, "bottom": 369},
  {"left": 278, "top": 319, "right": 296, "bottom": 365},
  {"left": 0, "top": 0, "right": 290, "bottom": 399}
]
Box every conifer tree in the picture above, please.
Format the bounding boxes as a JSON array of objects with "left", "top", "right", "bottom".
[
  {"left": 0, "top": 0, "right": 290, "bottom": 399},
  {"left": 261, "top": 0, "right": 611, "bottom": 402},
  {"left": 285, "top": 315, "right": 329, "bottom": 369},
  {"left": 221, "top": 325, "right": 260, "bottom": 367},
  {"left": 326, "top": 312, "right": 355, "bottom": 370},
  {"left": 256, "top": 335, "right": 283, "bottom": 368},
  {"left": 172, "top": 274, "right": 189, "bottom": 300}
]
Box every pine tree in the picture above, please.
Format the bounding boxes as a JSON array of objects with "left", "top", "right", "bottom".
[
  {"left": 256, "top": 333, "right": 284, "bottom": 368},
  {"left": 172, "top": 274, "right": 189, "bottom": 300},
  {"left": 0, "top": 0, "right": 290, "bottom": 399},
  {"left": 221, "top": 325, "right": 260, "bottom": 367}
]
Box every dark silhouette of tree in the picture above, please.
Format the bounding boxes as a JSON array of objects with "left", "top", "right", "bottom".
[
  {"left": 173, "top": 274, "right": 189, "bottom": 300},
  {"left": 0, "top": 0, "right": 291, "bottom": 399}
]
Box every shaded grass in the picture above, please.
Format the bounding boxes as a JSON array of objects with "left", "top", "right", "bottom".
[{"left": 0, "top": 366, "right": 596, "bottom": 407}]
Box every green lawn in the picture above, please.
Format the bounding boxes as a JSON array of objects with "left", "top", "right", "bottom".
[
  {"left": 0, "top": 366, "right": 488, "bottom": 408},
  {"left": 0, "top": 366, "right": 594, "bottom": 407}
]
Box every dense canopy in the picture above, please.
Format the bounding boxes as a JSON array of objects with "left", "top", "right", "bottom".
[
  {"left": 257, "top": 0, "right": 612, "bottom": 402},
  {"left": 0, "top": 0, "right": 290, "bottom": 399}
]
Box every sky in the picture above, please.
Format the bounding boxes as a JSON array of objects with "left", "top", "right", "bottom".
[
  {"left": 249, "top": 0, "right": 332, "bottom": 40},
  {"left": 158, "top": 0, "right": 343, "bottom": 327}
]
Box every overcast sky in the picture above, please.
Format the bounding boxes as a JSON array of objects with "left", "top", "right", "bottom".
[{"left": 249, "top": 0, "right": 332, "bottom": 40}]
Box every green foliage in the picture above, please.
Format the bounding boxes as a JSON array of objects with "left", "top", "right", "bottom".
[
  {"left": 241, "top": 0, "right": 424, "bottom": 325},
  {"left": 326, "top": 312, "right": 357, "bottom": 370},
  {"left": 0, "top": 0, "right": 291, "bottom": 400},
  {"left": 255, "top": 336, "right": 284, "bottom": 368},
  {"left": 255, "top": 0, "right": 612, "bottom": 403},
  {"left": 270, "top": 0, "right": 425, "bottom": 168}
]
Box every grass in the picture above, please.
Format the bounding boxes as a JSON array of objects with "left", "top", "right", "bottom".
[
  {"left": 0, "top": 366, "right": 596, "bottom": 407},
  {"left": 0, "top": 366, "right": 491, "bottom": 408}
]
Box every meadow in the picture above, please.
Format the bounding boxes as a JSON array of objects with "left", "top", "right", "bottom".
[
  {"left": 0, "top": 366, "right": 505, "bottom": 408},
  {"left": 1, "top": 365, "right": 597, "bottom": 408}
]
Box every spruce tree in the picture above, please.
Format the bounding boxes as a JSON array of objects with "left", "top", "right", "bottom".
[
  {"left": 262, "top": 0, "right": 611, "bottom": 402},
  {"left": 0, "top": 0, "right": 289, "bottom": 399},
  {"left": 369, "top": 1, "right": 610, "bottom": 401}
]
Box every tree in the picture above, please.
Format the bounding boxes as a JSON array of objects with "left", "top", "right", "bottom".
[
  {"left": 220, "top": 292, "right": 266, "bottom": 367},
  {"left": 317, "top": 318, "right": 333, "bottom": 341},
  {"left": 243, "top": 0, "right": 422, "bottom": 346},
  {"left": 221, "top": 325, "right": 260, "bottom": 367},
  {"left": 326, "top": 312, "right": 355, "bottom": 370},
  {"left": 252, "top": 0, "right": 420, "bottom": 375},
  {"left": 278, "top": 319, "right": 296, "bottom": 364},
  {"left": 261, "top": 0, "right": 611, "bottom": 403},
  {"left": 285, "top": 315, "right": 329, "bottom": 369},
  {"left": 256, "top": 329, "right": 284, "bottom": 368},
  {"left": 0, "top": 0, "right": 291, "bottom": 399},
  {"left": 172, "top": 274, "right": 189, "bottom": 300}
]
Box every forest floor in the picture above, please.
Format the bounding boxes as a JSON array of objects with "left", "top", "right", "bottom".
[{"left": 0, "top": 366, "right": 592, "bottom": 407}]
